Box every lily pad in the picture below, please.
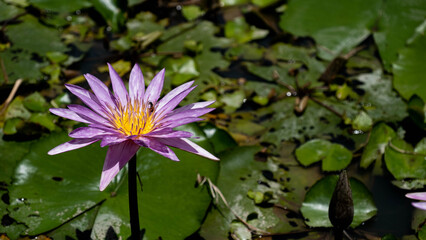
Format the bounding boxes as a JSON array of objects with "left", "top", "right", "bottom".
[
  {"left": 279, "top": 0, "right": 380, "bottom": 60},
  {"left": 224, "top": 16, "right": 268, "bottom": 44},
  {"left": 301, "top": 175, "right": 377, "bottom": 228},
  {"left": 384, "top": 138, "right": 426, "bottom": 180},
  {"left": 373, "top": 0, "right": 426, "bottom": 71},
  {"left": 0, "top": 1, "right": 24, "bottom": 22},
  {"left": 6, "top": 123, "right": 220, "bottom": 239},
  {"left": 360, "top": 123, "right": 396, "bottom": 168},
  {"left": 6, "top": 15, "right": 68, "bottom": 56},
  {"left": 295, "top": 139, "right": 352, "bottom": 171},
  {"left": 29, "top": 0, "right": 92, "bottom": 12},
  {"left": 393, "top": 34, "right": 426, "bottom": 102}
]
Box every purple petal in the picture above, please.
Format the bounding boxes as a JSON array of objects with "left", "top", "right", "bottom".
[
  {"left": 108, "top": 63, "right": 129, "bottom": 106},
  {"left": 412, "top": 202, "right": 426, "bottom": 210},
  {"left": 156, "top": 81, "right": 194, "bottom": 113},
  {"left": 65, "top": 84, "right": 108, "bottom": 117},
  {"left": 100, "top": 141, "right": 140, "bottom": 191},
  {"left": 135, "top": 137, "right": 179, "bottom": 161},
  {"left": 161, "top": 108, "right": 214, "bottom": 123},
  {"left": 144, "top": 68, "right": 165, "bottom": 104},
  {"left": 173, "top": 101, "right": 215, "bottom": 114},
  {"left": 406, "top": 192, "right": 426, "bottom": 201},
  {"left": 155, "top": 86, "right": 196, "bottom": 121},
  {"left": 145, "top": 129, "right": 193, "bottom": 138},
  {"left": 160, "top": 117, "right": 203, "bottom": 129},
  {"left": 48, "top": 138, "right": 99, "bottom": 155},
  {"left": 100, "top": 135, "right": 127, "bottom": 147},
  {"left": 68, "top": 104, "right": 111, "bottom": 127},
  {"left": 50, "top": 108, "right": 90, "bottom": 124},
  {"left": 129, "top": 64, "right": 145, "bottom": 101},
  {"left": 69, "top": 127, "right": 110, "bottom": 139},
  {"left": 84, "top": 74, "right": 117, "bottom": 109},
  {"left": 157, "top": 138, "right": 218, "bottom": 160}
]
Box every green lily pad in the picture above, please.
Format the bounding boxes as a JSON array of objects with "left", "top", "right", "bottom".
[
  {"left": 0, "top": 50, "right": 48, "bottom": 83},
  {"left": 182, "top": 5, "right": 205, "bottom": 21},
  {"left": 0, "top": 1, "right": 24, "bottom": 22},
  {"left": 360, "top": 123, "right": 396, "bottom": 168},
  {"left": 6, "top": 15, "right": 68, "bottom": 56},
  {"left": 224, "top": 16, "right": 268, "bottom": 44},
  {"left": 279, "top": 0, "right": 380, "bottom": 60},
  {"left": 23, "top": 92, "right": 49, "bottom": 112},
  {"left": 6, "top": 123, "right": 220, "bottom": 239},
  {"left": 295, "top": 139, "right": 352, "bottom": 171},
  {"left": 373, "top": 0, "right": 426, "bottom": 71},
  {"left": 356, "top": 71, "right": 407, "bottom": 122},
  {"left": 384, "top": 138, "right": 426, "bottom": 180},
  {"left": 162, "top": 56, "right": 199, "bottom": 85},
  {"left": 29, "top": 0, "right": 91, "bottom": 12},
  {"left": 0, "top": 136, "right": 31, "bottom": 184},
  {"left": 301, "top": 175, "right": 377, "bottom": 228},
  {"left": 393, "top": 34, "right": 426, "bottom": 102},
  {"left": 352, "top": 111, "right": 373, "bottom": 132}
]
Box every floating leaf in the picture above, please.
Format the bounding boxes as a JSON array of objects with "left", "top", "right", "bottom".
[
  {"left": 384, "top": 138, "right": 426, "bottom": 180},
  {"left": 182, "top": 5, "right": 204, "bottom": 21},
  {"left": 23, "top": 92, "right": 49, "bottom": 112},
  {"left": 279, "top": 0, "right": 380, "bottom": 60},
  {"left": 295, "top": 139, "right": 352, "bottom": 171},
  {"left": 360, "top": 123, "right": 396, "bottom": 168},
  {"left": 373, "top": 0, "right": 426, "bottom": 71},
  {"left": 0, "top": 50, "right": 48, "bottom": 83},
  {"left": 0, "top": 136, "right": 31, "bottom": 184},
  {"left": 91, "top": 0, "right": 125, "bottom": 32},
  {"left": 29, "top": 0, "right": 91, "bottom": 12},
  {"left": 393, "top": 34, "right": 426, "bottom": 102},
  {"left": 301, "top": 175, "right": 377, "bottom": 228},
  {"left": 162, "top": 56, "right": 199, "bottom": 85},
  {"left": 0, "top": 1, "right": 24, "bottom": 22},
  {"left": 225, "top": 16, "right": 268, "bottom": 44},
  {"left": 352, "top": 111, "right": 373, "bottom": 132},
  {"left": 6, "top": 15, "right": 68, "bottom": 55}
]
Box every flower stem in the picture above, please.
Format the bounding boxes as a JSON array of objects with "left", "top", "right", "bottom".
[{"left": 128, "top": 154, "right": 140, "bottom": 239}]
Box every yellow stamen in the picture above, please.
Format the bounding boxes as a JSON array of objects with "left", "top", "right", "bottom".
[{"left": 109, "top": 99, "right": 155, "bottom": 136}]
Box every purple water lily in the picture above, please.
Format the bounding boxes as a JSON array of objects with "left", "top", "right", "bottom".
[
  {"left": 48, "top": 64, "right": 218, "bottom": 191},
  {"left": 406, "top": 192, "right": 426, "bottom": 210}
]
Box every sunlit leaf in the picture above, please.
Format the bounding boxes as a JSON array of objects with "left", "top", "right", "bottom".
[
  {"left": 301, "top": 175, "right": 377, "bottom": 228},
  {"left": 225, "top": 16, "right": 268, "bottom": 44},
  {"left": 182, "top": 5, "right": 205, "bottom": 21},
  {"left": 295, "top": 139, "right": 352, "bottom": 171},
  {"left": 0, "top": 1, "right": 24, "bottom": 22}
]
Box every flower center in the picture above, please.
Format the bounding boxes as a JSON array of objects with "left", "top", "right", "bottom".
[{"left": 110, "top": 100, "right": 155, "bottom": 136}]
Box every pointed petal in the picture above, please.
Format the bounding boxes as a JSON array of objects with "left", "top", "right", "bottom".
[
  {"left": 84, "top": 74, "right": 116, "bottom": 109},
  {"left": 48, "top": 138, "right": 99, "bottom": 155},
  {"left": 100, "top": 135, "right": 127, "bottom": 147},
  {"left": 129, "top": 64, "right": 145, "bottom": 101},
  {"left": 412, "top": 202, "right": 426, "bottom": 210},
  {"left": 144, "top": 68, "right": 165, "bottom": 104},
  {"left": 155, "top": 86, "right": 196, "bottom": 120},
  {"left": 406, "top": 192, "right": 426, "bottom": 201},
  {"left": 161, "top": 108, "right": 214, "bottom": 123},
  {"left": 108, "top": 63, "right": 128, "bottom": 106},
  {"left": 156, "top": 81, "right": 194, "bottom": 112},
  {"left": 145, "top": 129, "right": 193, "bottom": 138},
  {"left": 100, "top": 141, "right": 140, "bottom": 191},
  {"left": 49, "top": 108, "right": 90, "bottom": 124},
  {"left": 65, "top": 84, "right": 108, "bottom": 117},
  {"left": 158, "top": 138, "right": 218, "bottom": 160},
  {"left": 69, "top": 127, "right": 111, "bottom": 139},
  {"left": 68, "top": 104, "right": 111, "bottom": 127},
  {"left": 173, "top": 101, "right": 215, "bottom": 114},
  {"left": 161, "top": 117, "right": 203, "bottom": 128},
  {"left": 135, "top": 137, "right": 179, "bottom": 161}
]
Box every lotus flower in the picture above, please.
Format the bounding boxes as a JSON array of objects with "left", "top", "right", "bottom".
[
  {"left": 406, "top": 192, "right": 426, "bottom": 210},
  {"left": 48, "top": 64, "right": 218, "bottom": 191}
]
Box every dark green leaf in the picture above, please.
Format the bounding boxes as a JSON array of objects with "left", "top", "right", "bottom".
[
  {"left": 360, "top": 123, "right": 396, "bottom": 168},
  {"left": 29, "top": 0, "right": 91, "bottom": 12},
  {"left": 224, "top": 17, "right": 268, "bottom": 44},
  {"left": 91, "top": 0, "right": 125, "bottom": 32},
  {"left": 279, "top": 0, "right": 380, "bottom": 60},
  {"left": 0, "top": 1, "right": 24, "bottom": 22},
  {"left": 393, "top": 34, "right": 426, "bottom": 102}
]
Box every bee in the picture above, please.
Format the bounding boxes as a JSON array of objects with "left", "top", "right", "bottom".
[{"left": 148, "top": 102, "right": 154, "bottom": 113}]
